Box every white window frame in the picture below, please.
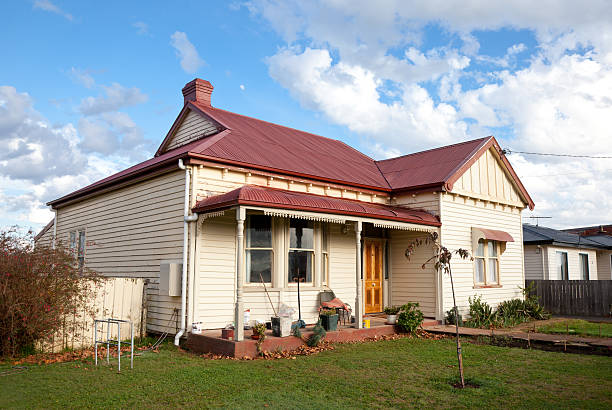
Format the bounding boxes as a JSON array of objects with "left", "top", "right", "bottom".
[
  {"left": 473, "top": 239, "right": 500, "bottom": 286},
  {"left": 287, "top": 219, "right": 315, "bottom": 286},
  {"left": 245, "top": 214, "right": 274, "bottom": 285},
  {"left": 556, "top": 251, "right": 569, "bottom": 280},
  {"left": 579, "top": 253, "right": 589, "bottom": 280},
  {"left": 321, "top": 223, "right": 329, "bottom": 286},
  {"left": 69, "top": 229, "right": 86, "bottom": 273}
]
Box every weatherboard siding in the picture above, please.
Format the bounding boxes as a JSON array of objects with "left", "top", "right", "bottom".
[
  {"left": 394, "top": 191, "right": 440, "bottom": 216},
  {"left": 53, "top": 170, "right": 185, "bottom": 334},
  {"left": 164, "top": 109, "right": 219, "bottom": 152},
  {"left": 543, "top": 246, "right": 598, "bottom": 280},
  {"left": 194, "top": 212, "right": 358, "bottom": 329},
  {"left": 524, "top": 245, "right": 545, "bottom": 280},
  {"left": 439, "top": 193, "right": 525, "bottom": 315},
  {"left": 390, "top": 230, "right": 437, "bottom": 318},
  {"left": 596, "top": 250, "right": 612, "bottom": 280}
]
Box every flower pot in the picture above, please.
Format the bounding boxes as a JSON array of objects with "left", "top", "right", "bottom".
[
  {"left": 251, "top": 334, "right": 260, "bottom": 340},
  {"left": 271, "top": 316, "right": 291, "bottom": 337},
  {"left": 386, "top": 314, "right": 397, "bottom": 325},
  {"left": 221, "top": 328, "right": 234, "bottom": 340},
  {"left": 320, "top": 314, "right": 339, "bottom": 331}
]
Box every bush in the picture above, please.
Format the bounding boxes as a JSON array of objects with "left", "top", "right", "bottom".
[
  {"left": 383, "top": 306, "right": 401, "bottom": 315},
  {"left": 522, "top": 283, "right": 549, "bottom": 320},
  {"left": 496, "top": 298, "right": 528, "bottom": 327},
  {"left": 306, "top": 320, "right": 326, "bottom": 347},
  {"left": 466, "top": 296, "right": 497, "bottom": 328},
  {"left": 397, "top": 302, "right": 424, "bottom": 334},
  {"left": 445, "top": 308, "right": 463, "bottom": 326},
  {"left": 0, "top": 229, "right": 99, "bottom": 357}
]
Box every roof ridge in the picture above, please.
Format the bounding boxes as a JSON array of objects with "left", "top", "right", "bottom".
[
  {"left": 196, "top": 103, "right": 358, "bottom": 147},
  {"left": 375, "top": 136, "right": 490, "bottom": 164}
]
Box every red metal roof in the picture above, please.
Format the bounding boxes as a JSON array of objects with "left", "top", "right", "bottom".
[
  {"left": 192, "top": 185, "right": 441, "bottom": 226},
  {"left": 47, "top": 79, "right": 533, "bottom": 210},
  {"left": 375, "top": 137, "right": 490, "bottom": 191},
  {"left": 188, "top": 101, "right": 391, "bottom": 190}
]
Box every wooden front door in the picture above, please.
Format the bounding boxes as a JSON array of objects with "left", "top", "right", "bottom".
[{"left": 364, "top": 240, "right": 383, "bottom": 313}]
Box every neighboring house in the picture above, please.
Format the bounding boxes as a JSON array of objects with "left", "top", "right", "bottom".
[
  {"left": 564, "top": 225, "right": 612, "bottom": 280},
  {"left": 523, "top": 224, "right": 612, "bottom": 281},
  {"left": 38, "top": 78, "right": 534, "bottom": 341}
]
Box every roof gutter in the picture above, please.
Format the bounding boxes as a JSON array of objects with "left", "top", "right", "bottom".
[{"left": 175, "top": 159, "right": 198, "bottom": 346}]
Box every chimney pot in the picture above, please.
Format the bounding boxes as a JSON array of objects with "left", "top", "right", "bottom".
[{"left": 182, "top": 78, "right": 213, "bottom": 107}]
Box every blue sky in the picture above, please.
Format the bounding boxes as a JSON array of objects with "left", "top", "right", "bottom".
[{"left": 1, "top": 1, "right": 612, "bottom": 231}]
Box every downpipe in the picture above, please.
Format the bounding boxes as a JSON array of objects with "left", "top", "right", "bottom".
[{"left": 175, "top": 159, "right": 198, "bottom": 346}]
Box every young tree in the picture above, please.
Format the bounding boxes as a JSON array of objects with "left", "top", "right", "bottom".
[{"left": 405, "top": 232, "right": 471, "bottom": 388}]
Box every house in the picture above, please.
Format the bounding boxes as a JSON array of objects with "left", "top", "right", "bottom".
[
  {"left": 38, "top": 78, "right": 534, "bottom": 342},
  {"left": 523, "top": 224, "right": 612, "bottom": 281},
  {"left": 564, "top": 225, "right": 612, "bottom": 280}
]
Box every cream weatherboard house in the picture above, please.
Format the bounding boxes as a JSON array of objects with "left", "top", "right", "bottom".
[{"left": 39, "top": 79, "right": 535, "bottom": 343}]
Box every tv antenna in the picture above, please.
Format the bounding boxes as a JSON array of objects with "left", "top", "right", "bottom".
[{"left": 524, "top": 216, "right": 552, "bottom": 226}]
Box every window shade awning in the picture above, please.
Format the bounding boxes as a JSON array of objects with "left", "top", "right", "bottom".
[{"left": 472, "top": 227, "right": 514, "bottom": 254}]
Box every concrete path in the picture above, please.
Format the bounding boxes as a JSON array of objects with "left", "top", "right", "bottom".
[{"left": 422, "top": 324, "right": 612, "bottom": 349}]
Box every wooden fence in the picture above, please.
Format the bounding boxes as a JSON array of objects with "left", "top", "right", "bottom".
[
  {"left": 39, "top": 277, "right": 146, "bottom": 353},
  {"left": 526, "top": 280, "right": 612, "bottom": 317}
]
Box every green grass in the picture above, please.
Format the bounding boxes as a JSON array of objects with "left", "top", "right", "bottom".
[
  {"left": 537, "top": 319, "right": 612, "bottom": 338},
  {"left": 1, "top": 338, "right": 611, "bottom": 409}
]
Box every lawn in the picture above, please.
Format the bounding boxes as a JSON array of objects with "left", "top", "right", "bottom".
[
  {"left": 1, "top": 337, "right": 611, "bottom": 409},
  {"left": 536, "top": 319, "right": 612, "bottom": 338}
]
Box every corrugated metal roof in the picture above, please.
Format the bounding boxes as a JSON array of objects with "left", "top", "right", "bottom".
[
  {"left": 375, "top": 137, "right": 490, "bottom": 191},
  {"left": 192, "top": 185, "right": 441, "bottom": 226},
  {"left": 190, "top": 102, "right": 391, "bottom": 190},
  {"left": 523, "top": 224, "right": 610, "bottom": 249}
]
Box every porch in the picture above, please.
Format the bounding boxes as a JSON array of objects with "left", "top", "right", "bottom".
[
  {"left": 190, "top": 185, "right": 442, "bottom": 342},
  {"left": 186, "top": 316, "right": 440, "bottom": 358}
]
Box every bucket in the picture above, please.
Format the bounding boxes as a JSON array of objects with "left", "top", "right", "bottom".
[{"left": 362, "top": 319, "right": 370, "bottom": 329}]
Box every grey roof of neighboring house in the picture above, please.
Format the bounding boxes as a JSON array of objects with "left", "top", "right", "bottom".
[
  {"left": 585, "top": 234, "right": 612, "bottom": 248},
  {"left": 523, "top": 224, "right": 611, "bottom": 250}
]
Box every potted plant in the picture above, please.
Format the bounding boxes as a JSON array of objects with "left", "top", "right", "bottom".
[
  {"left": 251, "top": 322, "right": 267, "bottom": 340},
  {"left": 384, "top": 306, "right": 401, "bottom": 324},
  {"left": 319, "top": 308, "right": 339, "bottom": 331}
]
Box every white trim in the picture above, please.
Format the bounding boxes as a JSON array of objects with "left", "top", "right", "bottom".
[{"left": 200, "top": 210, "right": 226, "bottom": 220}]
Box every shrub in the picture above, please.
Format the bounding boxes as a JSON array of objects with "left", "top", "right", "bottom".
[
  {"left": 496, "top": 298, "right": 528, "bottom": 327},
  {"left": 522, "top": 283, "right": 549, "bottom": 320},
  {"left": 383, "top": 306, "right": 401, "bottom": 315},
  {"left": 306, "top": 320, "right": 326, "bottom": 347},
  {"left": 445, "top": 308, "right": 463, "bottom": 326},
  {"left": 0, "top": 229, "right": 100, "bottom": 357},
  {"left": 397, "top": 302, "right": 424, "bottom": 334},
  {"left": 319, "top": 309, "right": 337, "bottom": 316},
  {"left": 466, "top": 296, "right": 497, "bottom": 328}
]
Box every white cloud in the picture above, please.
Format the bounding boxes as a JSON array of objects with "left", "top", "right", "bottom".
[
  {"left": 240, "top": 84, "right": 245, "bottom": 90},
  {"left": 0, "top": 84, "right": 154, "bottom": 231},
  {"left": 249, "top": 0, "right": 612, "bottom": 228},
  {"left": 170, "top": 31, "right": 205, "bottom": 73},
  {"left": 33, "top": 0, "right": 73, "bottom": 21},
  {"left": 133, "top": 21, "right": 149, "bottom": 36},
  {"left": 69, "top": 67, "right": 95, "bottom": 88},
  {"left": 79, "top": 83, "right": 148, "bottom": 115}
]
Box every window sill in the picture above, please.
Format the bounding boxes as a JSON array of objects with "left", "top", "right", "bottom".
[
  {"left": 472, "top": 284, "right": 502, "bottom": 289},
  {"left": 243, "top": 285, "right": 328, "bottom": 292}
]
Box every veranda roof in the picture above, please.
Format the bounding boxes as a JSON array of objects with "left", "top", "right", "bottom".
[{"left": 192, "top": 185, "right": 441, "bottom": 227}]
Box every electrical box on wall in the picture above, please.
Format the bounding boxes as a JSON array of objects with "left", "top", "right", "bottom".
[{"left": 160, "top": 262, "right": 182, "bottom": 297}]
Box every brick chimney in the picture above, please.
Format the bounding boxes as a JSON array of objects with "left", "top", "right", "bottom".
[{"left": 182, "top": 78, "right": 213, "bottom": 107}]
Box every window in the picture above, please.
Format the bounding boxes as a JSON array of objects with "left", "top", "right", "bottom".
[
  {"left": 288, "top": 219, "right": 314, "bottom": 283},
  {"left": 474, "top": 239, "right": 499, "bottom": 285},
  {"left": 556, "top": 251, "right": 568, "bottom": 280},
  {"left": 245, "top": 215, "right": 272, "bottom": 283},
  {"left": 579, "top": 253, "right": 589, "bottom": 280},
  {"left": 321, "top": 224, "right": 329, "bottom": 285},
  {"left": 70, "top": 230, "right": 86, "bottom": 273}
]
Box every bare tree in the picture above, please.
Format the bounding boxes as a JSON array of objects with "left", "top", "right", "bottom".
[{"left": 405, "top": 232, "right": 471, "bottom": 388}]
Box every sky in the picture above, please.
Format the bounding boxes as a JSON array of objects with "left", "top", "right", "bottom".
[{"left": 1, "top": 0, "right": 611, "bottom": 232}]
